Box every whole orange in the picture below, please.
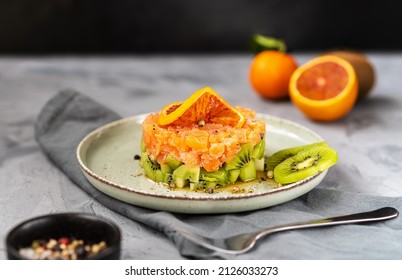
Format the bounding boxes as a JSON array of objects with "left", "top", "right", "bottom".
[{"left": 249, "top": 50, "right": 298, "bottom": 99}]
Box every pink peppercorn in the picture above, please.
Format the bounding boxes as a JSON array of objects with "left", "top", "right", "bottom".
[{"left": 58, "top": 237, "right": 70, "bottom": 246}]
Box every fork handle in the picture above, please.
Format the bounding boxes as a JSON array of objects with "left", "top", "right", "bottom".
[{"left": 257, "top": 207, "right": 399, "bottom": 237}]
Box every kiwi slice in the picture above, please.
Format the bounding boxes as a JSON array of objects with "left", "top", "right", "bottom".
[
  {"left": 200, "top": 168, "right": 230, "bottom": 186},
  {"left": 141, "top": 140, "right": 147, "bottom": 153},
  {"left": 274, "top": 146, "right": 338, "bottom": 184},
  {"left": 251, "top": 138, "right": 265, "bottom": 159},
  {"left": 166, "top": 154, "right": 182, "bottom": 170},
  {"left": 228, "top": 169, "right": 241, "bottom": 183},
  {"left": 160, "top": 163, "right": 172, "bottom": 174},
  {"left": 250, "top": 137, "right": 266, "bottom": 172},
  {"left": 198, "top": 181, "right": 218, "bottom": 189},
  {"left": 225, "top": 143, "right": 253, "bottom": 170},
  {"left": 141, "top": 140, "right": 262, "bottom": 188},
  {"left": 265, "top": 142, "right": 327, "bottom": 172},
  {"left": 140, "top": 153, "right": 172, "bottom": 183},
  {"left": 239, "top": 160, "right": 257, "bottom": 182},
  {"left": 173, "top": 165, "right": 200, "bottom": 189},
  {"left": 224, "top": 143, "right": 257, "bottom": 182}
]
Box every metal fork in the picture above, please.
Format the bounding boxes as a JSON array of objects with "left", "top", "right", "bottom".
[{"left": 173, "top": 207, "right": 399, "bottom": 255}]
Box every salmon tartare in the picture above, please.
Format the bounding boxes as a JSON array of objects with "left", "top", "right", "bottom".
[{"left": 140, "top": 87, "right": 266, "bottom": 191}]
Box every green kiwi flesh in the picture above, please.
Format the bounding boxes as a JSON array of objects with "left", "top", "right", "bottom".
[
  {"left": 224, "top": 143, "right": 253, "bottom": 170},
  {"left": 140, "top": 153, "right": 172, "bottom": 183},
  {"left": 251, "top": 138, "right": 265, "bottom": 159},
  {"left": 141, "top": 140, "right": 147, "bottom": 153},
  {"left": 166, "top": 154, "right": 182, "bottom": 170},
  {"left": 239, "top": 160, "right": 257, "bottom": 182},
  {"left": 200, "top": 168, "right": 230, "bottom": 186},
  {"left": 224, "top": 143, "right": 257, "bottom": 182},
  {"left": 274, "top": 146, "right": 338, "bottom": 184},
  {"left": 140, "top": 138, "right": 337, "bottom": 188},
  {"left": 141, "top": 139, "right": 263, "bottom": 190},
  {"left": 265, "top": 141, "right": 327, "bottom": 172},
  {"left": 173, "top": 165, "right": 200, "bottom": 189},
  {"left": 228, "top": 169, "right": 241, "bottom": 183}
]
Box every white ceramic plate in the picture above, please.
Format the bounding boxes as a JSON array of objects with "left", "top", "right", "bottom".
[{"left": 77, "top": 114, "right": 327, "bottom": 214}]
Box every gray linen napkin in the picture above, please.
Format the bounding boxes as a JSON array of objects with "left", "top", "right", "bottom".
[{"left": 35, "top": 89, "right": 402, "bottom": 259}]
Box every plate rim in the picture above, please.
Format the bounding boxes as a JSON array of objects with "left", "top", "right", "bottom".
[{"left": 76, "top": 113, "right": 326, "bottom": 202}]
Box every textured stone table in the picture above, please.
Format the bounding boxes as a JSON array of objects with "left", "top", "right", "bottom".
[{"left": 1, "top": 53, "right": 401, "bottom": 259}]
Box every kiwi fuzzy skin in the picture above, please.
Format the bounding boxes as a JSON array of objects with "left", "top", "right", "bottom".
[{"left": 327, "top": 50, "right": 375, "bottom": 100}]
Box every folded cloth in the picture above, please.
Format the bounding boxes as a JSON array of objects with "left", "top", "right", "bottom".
[{"left": 35, "top": 89, "right": 402, "bottom": 259}]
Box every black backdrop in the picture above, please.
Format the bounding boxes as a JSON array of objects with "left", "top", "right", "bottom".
[{"left": 1, "top": 0, "right": 401, "bottom": 54}]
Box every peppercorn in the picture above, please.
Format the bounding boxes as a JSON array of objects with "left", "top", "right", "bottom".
[{"left": 18, "top": 237, "right": 108, "bottom": 260}]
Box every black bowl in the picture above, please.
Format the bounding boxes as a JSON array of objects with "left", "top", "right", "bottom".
[{"left": 6, "top": 213, "right": 121, "bottom": 260}]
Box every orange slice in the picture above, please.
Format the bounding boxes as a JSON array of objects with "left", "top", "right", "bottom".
[
  {"left": 289, "top": 55, "right": 358, "bottom": 121},
  {"left": 157, "top": 87, "right": 245, "bottom": 128}
]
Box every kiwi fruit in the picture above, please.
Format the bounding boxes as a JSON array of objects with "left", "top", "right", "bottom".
[
  {"left": 198, "top": 181, "right": 218, "bottom": 189},
  {"left": 140, "top": 153, "right": 172, "bottom": 183},
  {"left": 326, "top": 50, "right": 375, "bottom": 100},
  {"left": 251, "top": 138, "right": 266, "bottom": 159},
  {"left": 225, "top": 143, "right": 253, "bottom": 170},
  {"left": 228, "top": 169, "right": 241, "bottom": 183},
  {"left": 164, "top": 155, "right": 181, "bottom": 171},
  {"left": 200, "top": 168, "right": 230, "bottom": 186},
  {"left": 274, "top": 146, "right": 338, "bottom": 184},
  {"left": 224, "top": 143, "right": 257, "bottom": 182},
  {"left": 239, "top": 160, "right": 257, "bottom": 182},
  {"left": 141, "top": 140, "right": 147, "bottom": 153},
  {"left": 265, "top": 141, "right": 327, "bottom": 172},
  {"left": 141, "top": 139, "right": 264, "bottom": 189},
  {"left": 173, "top": 165, "right": 200, "bottom": 189},
  {"left": 251, "top": 138, "right": 266, "bottom": 171}
]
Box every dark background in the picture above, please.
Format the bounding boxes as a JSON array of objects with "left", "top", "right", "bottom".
[{"left": 1, "top": 0, "right": 401, "bottom": 54}]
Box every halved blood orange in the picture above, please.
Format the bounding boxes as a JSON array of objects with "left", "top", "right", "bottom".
[
  {"left": 289, "top": 55, "right": 358, "bottom": 121},
  {"left": 157, "top": 87, "right": 245, "bottom": 128}
]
